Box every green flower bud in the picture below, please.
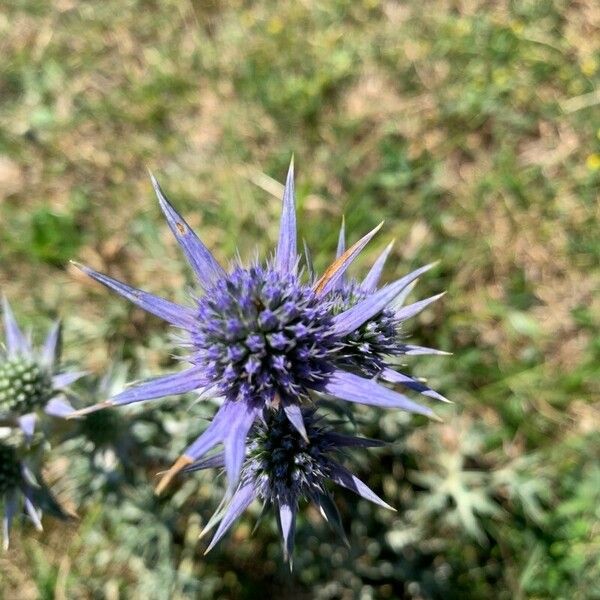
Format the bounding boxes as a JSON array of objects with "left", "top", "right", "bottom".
[{"left": 0, "top": 358, "right": 52, "bottom": 414}]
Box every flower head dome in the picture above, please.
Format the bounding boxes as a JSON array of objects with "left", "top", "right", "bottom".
[
  {"left": 1, "top": 298, "right": 85, "bottom": 438},
  {"left": 186, "top": 407, "right": 391, "bottom": 564}
]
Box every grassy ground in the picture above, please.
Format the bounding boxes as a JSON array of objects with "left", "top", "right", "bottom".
[{"left": 0, "top": 1, "right": 598, "bottom": 598}]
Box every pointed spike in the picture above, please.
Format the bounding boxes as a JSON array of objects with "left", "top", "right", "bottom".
[
  {"left": 275, "top": 157, "right": 297, "bottom": 274},
  {"left": 303, "top": 239, "right": 315, "bottom": 282},
  {"left": 204, "top": 484, "right": 256, "bottom": 554},
  {"left": 71, "top": 261, "right": 196, "bottom": 330},
  {"left": 199, "top": 497, "right": 229, "bottom": 540},
  {"left": 314, "top": 222, "right": 384, "bottom": 296},
  {"left": 44, "top": 396, "right": 78, "bottom": 418},
  {"left": 24, "top": 496, "right": 43, "bottom": 531},
  {"left": 222, "top": 403, "right": 260, "bottom": 493},
  {"left": 395, "top": 292, "right": 446, "bottom": 322},
  {"left": 324, "top": 432, "right": 386, "bottom": 448},
  {"left": 316, "top": 492, "right": 350, "bottom": 547},
  {"left": 401, "top": 344, "right": 452, "bottom": 356},
  {"left": 149, "top": 173, "right": 226, "bottom": 288},
  {"left": 41, "top": 320, "right": 62, "bottom": 368},
  {"left": 155, "top": 455, "right": 194, "bottom": 495},
  {"left": 332, "top": 215, "right": 347, "bottom": 289},
  {"left": 66, "top": 400, "right": 114, "bottom": 419},
  {"left": 380, "top": 368, "right": 451, "bottom": 404},
  {"left": 361, "top": 239, "right": 395, "bottom": 292},
  {"left": 323, "top": 369, "right": 436, "bottom": 418},
  {"left": 279, "top": 502, "right": 297, "bottom": 563},
  {"left": 389, "top": 279, "right": 418, "bottom": 310},
  {"left": 251, "top": 501, "right": 271, "bottom": 535},
  {"left": 328, "top": 461, "right": 396, "bottom": 512},
  {"left": 183, "top": 452, "right": 225, "bottom": 473},
  {"left": 18, "top": 413, "right": 37, "bottom": 439},
  {"left": 283, "top": 402, "right": 309, "bottom": 443},
  {"left": 336, "top": 216, "right": 346, "bottom": 259},
  {"left": 332, "top": 262, "right": 437, "bottom": 336},
  {"left": 108, "top": 367, "right": 207, "bottom": 408},
  {"left": 2, "top": 296, "right": 28, "bottom": 357},
  {"left": 52, "top": 371, "right": 87, "bottom": 389},
  {"left": 174, "top": 404, "right": 234, "bottom": 485}
]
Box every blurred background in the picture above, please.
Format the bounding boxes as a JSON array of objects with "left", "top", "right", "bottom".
[{"left": 0, "top": 1, "right": 598, "bottom": 598}]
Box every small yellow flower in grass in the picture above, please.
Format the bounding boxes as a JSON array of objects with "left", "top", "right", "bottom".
[
  {"left": 267, "top": 16, "right": 283, "bottom": 35},
  {"left": 585, "top": 154, "right": 600, "bottom": 171},
  {"left": 581, "top": 58, "right": 598, "bottom": 77}
]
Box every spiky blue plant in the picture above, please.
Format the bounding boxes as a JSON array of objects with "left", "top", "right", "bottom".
[
  {"left": 187, "top": 407, "right": 390, "bottom": 564},
  {"left": 0, "top": 298, "right": 85, "bottom": 438},
  {"left": 72, "top": 160, "right": 443, "bottom": 490},
  {"left": 0, "top": 439, "right": 67, "bottom": 550},
  {"left": 322, "top": 221, "right": 451, "bottom": 404}
]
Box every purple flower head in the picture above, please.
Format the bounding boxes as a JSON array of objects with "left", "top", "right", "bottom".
[
  {"left": 72, "top": 159, "right": 444, "bottom": 492},
  {"left": 192, "top": 265, "right": 337, "bottom": 406},
  {"left": 186, "top": 407, "right": 391, "bottom": 565},
  {"left": 0, "top": 297, "right": 85, "bottom": 438},
  {"left": 0, "top": 440, "right": 68, "bottom": 550},
  {"left": 320, "top": 223, "right": 451, "bottom": 405},
  {"left": 328, "top": 281, "right": 401, "bottom": 374}
]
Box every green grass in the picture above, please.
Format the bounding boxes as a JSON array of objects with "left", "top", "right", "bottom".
[{"left": 0, "top": 1, "right": 598, "bottom": 598}]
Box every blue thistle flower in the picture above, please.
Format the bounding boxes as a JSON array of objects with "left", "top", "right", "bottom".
[
  {"left": 72, "top": 159, "right": 443, "bottom": 491},
  {"left": 0, "top": 297, "right": 85, "bottom": 438},
  {"left": 0, "top": 439, "right": 68, "bottom": 550},
  {"left": 186, "top": 407, "right": 390, "bottom": 564},
  {"left": 320, "top": 221, "right": 451, "bottom": 404},
  {"left": 192, "top": 264, "right": 337, "bottom": 405}
]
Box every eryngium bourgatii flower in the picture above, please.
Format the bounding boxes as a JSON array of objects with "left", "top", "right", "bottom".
[
  {"left": 322, "top": 221, "right": 451, "bottom": 403},
  {"left": 0, "top": 441, "right": 67, "bottom": 550},
  {"left": 71, "top": 159, "right": 442, "bottom": 491},
  {"left": 1, "top": 298, "right": 85, "bottom": 438},
  {"left": 186, "top": 408, "right": 391, "bottom": 564}
]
